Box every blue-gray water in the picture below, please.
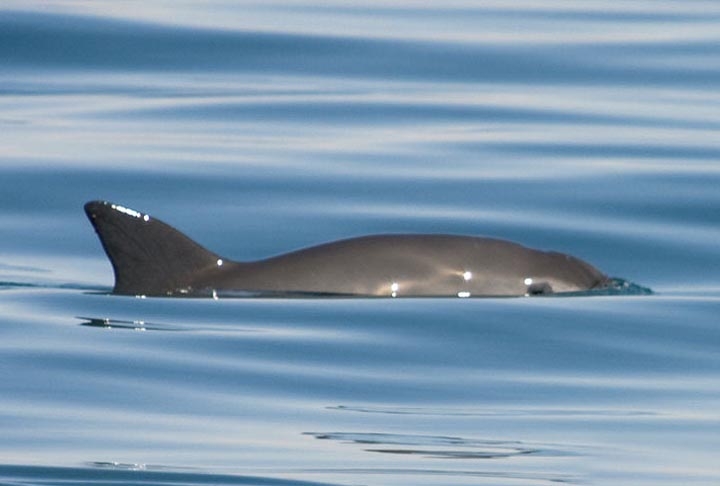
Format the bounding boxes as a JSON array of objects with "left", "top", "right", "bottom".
[{"left": 1, "top": 2, "right": 720, "bottom": 485}]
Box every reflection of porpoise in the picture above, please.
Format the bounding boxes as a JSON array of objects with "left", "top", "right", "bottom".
[{"left": 85, "top": 200, "right": 612, "bottom": 298}]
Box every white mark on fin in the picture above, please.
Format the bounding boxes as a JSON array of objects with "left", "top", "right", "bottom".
[
  {"left": 391, "top": 282, "right": 399, "bottom": 298},
  {"left": 217, "top": 259, "right": 223, "bottom": 267},
  {"left": 457, "top": 291, "right": 471, "bottom": 298},
  {"left": 111, "top": 204, "right": 143, "bottom": 219},
  {"left": 524, "top": 277, "right": 533, "bottom": 286},
  {"left": 462, "top": 271, "right": 473, "bottom": 281},
  {"left": 143, "top": 214, "right": 150, "bottom": 222}
]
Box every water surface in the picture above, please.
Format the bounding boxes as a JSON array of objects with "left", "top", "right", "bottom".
[{"left": 1, "top": 2, "right": 719, "bottom": 485}]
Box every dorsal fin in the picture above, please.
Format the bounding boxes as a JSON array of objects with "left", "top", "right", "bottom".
[{"left": 84, "top": 201, "right": 223, "bottom": 296}]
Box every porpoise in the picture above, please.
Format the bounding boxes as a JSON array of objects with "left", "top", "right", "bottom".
[{"left": 84, "top": 200, "right": 633, "bottom": 298}]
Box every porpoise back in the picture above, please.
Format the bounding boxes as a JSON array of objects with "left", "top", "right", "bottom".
[{"left": 85, "top": 200, "right": 611, "bottom": 297}]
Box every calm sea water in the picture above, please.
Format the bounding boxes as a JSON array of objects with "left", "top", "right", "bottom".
[{"left": 1, "top": 2, "right": 720, "bottom": 485}]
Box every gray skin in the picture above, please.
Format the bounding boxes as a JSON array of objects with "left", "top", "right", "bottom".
[{"left": 84, "top": 200, "right": 610, "bottom": 297}]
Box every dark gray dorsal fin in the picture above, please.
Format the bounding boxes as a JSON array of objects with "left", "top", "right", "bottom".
[{"left": 84, "top": 200, "right": 222, "bottom": 295}]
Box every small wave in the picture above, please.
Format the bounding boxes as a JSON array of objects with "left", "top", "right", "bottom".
[
  {"left": 328, "top": 404, "right": 659, "bottom": 418},
  {"left": 586, "top": 277, "right": 653, "bottom": 296},
  {"left": 4, "top": 10, "right": 718, "bottom": 87},
  {"left": 290, "top": 467, "right": 578, "bottom": 484},
  {"left": 78, "top": 316, "right": 186, "bottom": 332},
  {"left": 305, "top": 431, "right": 573, "bottom": 460},
  {"left": 0, "top": 464, "right": 335, "bottom": 486},
  {"left": 76, "top": 316, "right": 266, "bottom": 335},
  {"left": 0, "top": 262, "right": 48, "bottom": 272},
  {"left": 0, "top": 281, "right": 109, "bottom": 292}
]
